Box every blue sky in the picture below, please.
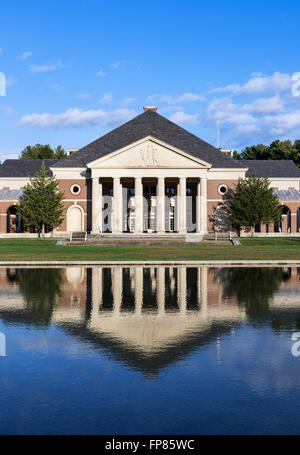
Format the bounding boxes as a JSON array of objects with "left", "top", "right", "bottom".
[{"left": 1, "top": 0, "right": 300, "bottom": 161}]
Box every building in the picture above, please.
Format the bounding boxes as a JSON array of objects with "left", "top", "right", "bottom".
[{"left": 1, "top": 106, "right": 300, "bottom": 236}]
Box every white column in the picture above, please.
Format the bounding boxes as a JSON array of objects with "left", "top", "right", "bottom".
[
  {"left": 135, "top": 267, "right": 143, "bottom": 314},
  {"left": 197, "top": 267, "right": 201, "bottom": 308},
  {"left": 196, "top": 179, "right": 201, "bottom": 233},
  {"left": 150, "top": 267, "right": 156, "bottom": 293},
  {"left": 113, "top": 177, "right": 122, "bottom": 233},
  {"left": 134, "top": 177, "right": 143, "bottom": 233},
  {"left": 92, "top": 177, "right": 102, "bottom": 233},
  {"left": 91, "top": 267, "right": 102, "bottom": 322},
  {"left": 200, "top": 177, "right": 207, "bottom": 234},
  {"left": 157, "top": 266, "right": 165, "bottom": 314},
  {"left": 157, "top": 177, "right": 165, "bottom": 233},
  {"left": 179, "top": 177, "right": 187, "bottom": 233}
]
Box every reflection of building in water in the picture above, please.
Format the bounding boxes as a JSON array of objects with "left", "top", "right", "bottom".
[
  {"left": 0, "top": 266, "right": 244, "bottom": 376},
  {"left": 1, "top": 266, "right": 300, "bottom": 375}
]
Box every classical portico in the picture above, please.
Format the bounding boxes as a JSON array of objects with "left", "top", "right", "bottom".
[
  {"left": 91, "top": 175, "right": 207, "bottom": 235},
  {"left": 90, "top": 135, "right": 210, "bottom": 235}
]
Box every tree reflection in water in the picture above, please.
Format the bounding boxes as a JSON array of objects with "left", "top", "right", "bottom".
[
  {"left": 217, "top": 267, "right": 283, "bottom": 320},
  {"left": 11, "top": 268, "right": 63, "bottom": 326}
]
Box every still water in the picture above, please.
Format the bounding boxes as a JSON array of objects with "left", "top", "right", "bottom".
[{"left": 0, "top": 265, "right": 300, "bottom": 434}]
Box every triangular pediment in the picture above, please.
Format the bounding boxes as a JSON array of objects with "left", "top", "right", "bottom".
[{"left": 87, "top": 136, "right": 212, "bottom": 169}]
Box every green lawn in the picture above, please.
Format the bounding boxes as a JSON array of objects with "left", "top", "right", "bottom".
[{"left": 0, "top": 237, "right": 299, "bottom": 261}]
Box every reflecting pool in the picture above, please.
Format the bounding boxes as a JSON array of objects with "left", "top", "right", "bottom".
[{"left": 0, "top": 265, "right": 300, "bottom": 434}]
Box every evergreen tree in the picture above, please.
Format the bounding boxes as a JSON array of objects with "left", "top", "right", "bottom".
[
  {"left": 19, "top": 144, "right": 67, "bottom": 160},
  {"left": 233, "top": 140, "right": 300, "bottom": 167},
  {"left": 17, "top": 161, "right": 65, "bottom": 236},
  {"left": 227, "top": 176, "right": 282, "bottom": 236}
]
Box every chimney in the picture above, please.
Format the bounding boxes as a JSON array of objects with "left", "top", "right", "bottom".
[
  {"left": 67, "top": 148, "right": 78, "bottom": 156},
  {"left": 219, "top": 148, "right": 234, "bottom": 157},
  {"left": 143, "top": 106, "right": 157, "bottom": 113}
]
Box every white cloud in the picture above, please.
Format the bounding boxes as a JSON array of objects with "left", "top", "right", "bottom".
[
  {"left": 169, "top": 111, "right": 199, "bottom": 125},
  {"left": 20, "top": 51, "right": 32, "bottom": 59},
  {"left": 148, "top": 92, "right": 205, "bottom": 105},
  {"left": 207, "top": 97, "right": 256, "bottom": 125},
  {"left": 74, "top": 93, "right": 90, "bottom": 99},
  {"left": 264, "top": 110, "right": 300, "bottom": 133},
  {"left": 29, "top": 62, "right": 62, "bottom": 72},
  {"left": 99, "top": 93, "right": 112, "bottom": 104},
  {"left": 2, "top": 106, "right": 14, "bottom": 116},
  {"left": 206, "top": 97, "right": 260, "bottom": 142},
  {"left": 18, "top": 107, "right": 136, "bottom": 128},
  {"left": 50, "top": 83, "right": 63, "bottom": 92},
  {"left": 122, "top": 97, "right": 135, "bottom": 105},
  {"left": 97, "top": 69, "right": 106, "bottom": 77},
  {"left": 242, "top": 96, "right": 285, "bottom": 114},
  {"left": 110, "top": 61, "right": 121, "bottom": 69},
  {"left": 211, "top": 72, "right": 292, "bottom": 96},
  {"left": 6, "top": 77, "right": 16, "bottom": 87},
  {"left": 205, "top": 88, "right": 300, "bottom": 146}
]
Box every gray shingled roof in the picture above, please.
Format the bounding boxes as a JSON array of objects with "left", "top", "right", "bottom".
[
  {"left": 0, "top": 189, "right": 23, "bottom": 200},
  {"left": 244, "top": 160, "right": 300, "bottom": 178},
  {"left": 52, "top": 110, "right": 245, "bottom": 169},
  {"left": 0, "top": 159, "right": 58, "bottom": 178},
  {"left": 275, "top": 190, "right": 300, "bottom": 200}
]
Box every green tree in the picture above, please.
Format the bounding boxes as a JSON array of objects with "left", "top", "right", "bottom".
[
  {"left": 14, "top": 268, "right": 63, "bottom": 326},
  {"left": 17, "top": 161, "right": 65, "bottom": 236},
  {"left": 234, "top": 144, "right": 270, "bottom": 160},
  {"left": 233, "top": 140, "right": 300, "bottom": 168},
  {"left": 19, "top": 144, "right": 67, "bottom": 160},
  {"left": 227, "top": 176, "right": 282, "bottom": 236},
  {"left": 54, "top": 145, "right": 67, "bottom": 159},
  {"left": 218, "top": 267, "right": 283, "bottom": 320}
]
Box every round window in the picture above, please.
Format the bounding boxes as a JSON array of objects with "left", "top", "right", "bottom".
[
  {"left": 71, "top": 184, "right": 81, "bottom": 195},
  {"left": 218, "top": 184, "right": 228, "bottom": 195}
]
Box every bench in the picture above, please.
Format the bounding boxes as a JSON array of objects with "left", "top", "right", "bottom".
[{"left": 69, "top": 231, "right": 87, "bottom": 242}]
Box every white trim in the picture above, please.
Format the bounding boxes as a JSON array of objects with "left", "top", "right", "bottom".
[
  {"left": 209, "top": 168, "right": 249, "bottom": 172},
  {"left": 50, "top": 167, "right": 87, "bottom": 180},
  {"left": 63, "top": 199, "right": 90, "bottom": 202}
]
